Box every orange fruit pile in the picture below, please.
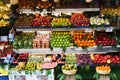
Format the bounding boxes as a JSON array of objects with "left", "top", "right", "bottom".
[
  {"left": 73, "top": 31, "right": 96, "bottom": 47},
  {"left": 96, "top": 65, "right": 111, "bottom": 71}
]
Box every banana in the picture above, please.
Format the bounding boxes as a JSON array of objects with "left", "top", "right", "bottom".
[{"left": 37, "top": 62, "right": 42, "bottom": 70}]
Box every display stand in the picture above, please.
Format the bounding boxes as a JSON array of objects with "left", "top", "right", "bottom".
[
  {"left": 99, "top": 75, "right": 110, "bottom": 80},
  {"left": 9, "top": 69, "right": 54, "bottom": 80},
  {"left": 65, "top": 75, "right": 76, "bottom": 80}
]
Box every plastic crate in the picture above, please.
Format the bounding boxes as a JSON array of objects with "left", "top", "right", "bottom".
[{"left": 0, "top": 76, "right": 9, "bottom": 80}]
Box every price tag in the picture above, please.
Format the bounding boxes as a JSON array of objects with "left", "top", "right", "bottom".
[
  {"left": 85, "top": 28, "right": 92, "bottom": 33},
  {"left": 0, "top": 36, "right": 8, "bottom": 41},
  {"left": 106, "top": 27, "right": 113, "bottom": 32},
  {"left": 117, "top": 45, "right": 120, "bottom": 47}
]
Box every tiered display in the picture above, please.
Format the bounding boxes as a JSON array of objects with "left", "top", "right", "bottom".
[{"left": 0, "top": 0, "right": 120, "bottom": 80}]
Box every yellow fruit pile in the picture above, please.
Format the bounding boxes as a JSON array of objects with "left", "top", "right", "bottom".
[
  {"left": 101, "top": 7, "right": 120, "bottom": 16},
  {"left": 0, "top": 68, "right": 9, "bottom": 75}
]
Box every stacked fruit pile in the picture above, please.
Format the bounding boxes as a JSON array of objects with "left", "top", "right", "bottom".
[
  {"left": 73, "top": 31, "right": 96, "bottom": 47},
  {"left": 0, "top": 1, "right": 10, "bottom": 27},
  {"left": 91, "top": 54, "right": 120, "bottom": 64},
  {"left": 33, "top": 32, "right": 51, "bottom": 48},
  {"left": 14, "top": 14, "right": 34, "bottom": 27},
  {"left": 101, "top": 7, "right": 120, "bottom": 16},
  {"left": 13, "top": 53, "right": 28, "bottom": 63},
  {"left": 50, "top": 31, "right": 73, "bottom": 48},
  {"left": 90, "top": 16, "right": 110, "bottom": 26},
  {"left": 13, "top": 33, "right": 34, "bottom": 49},
  {"left": 37, "top": 0, "right": 52, "bottom": 9},
  {"left": 65, "top": 54, "right": 76, "bottom": 64},
  {"left": 76, "top": 54, "right": 93, "bottom": 66},
  {"left": 19, "top": 0, "right": 35, "bottom": 9},
  {"left": 95, "top": 32, "right": 117, "bottom": 46},
  {"left": 71, "top": 13, "right": 89, "bottom": 26},
  {"left": 15, "top": 62, "right": 25, "bottom": 71},
  {"left": 32, "top": 14, "right": 52, "bottom": 27},
  {"left": 51, "top": 18, "right": 72, "bottom": 27}
]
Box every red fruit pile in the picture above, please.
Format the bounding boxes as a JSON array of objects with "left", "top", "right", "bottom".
[
  {"left": 96, "top": 32, "right": 117, "bottom": 46},
  {"left": 91, "top": 54, "right": 120, "bottom": 64},
  {"left": 71, "top": 13, "right": 89, "bottom": 26},
  {"left": 13, "top": 53, "right": 28, "bottom": 63},
  {"left": 0, "top": 41, "right": 8, "bottom": 45},
  {"left": 32, "top": 14, "right": 52, "bottom": 27}
]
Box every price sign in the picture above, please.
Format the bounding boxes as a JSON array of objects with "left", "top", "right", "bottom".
[
  {"left": 0, "top": 36, "right": 8, "bottom": 41},
  {"left": 85, "top": 28, "right": 92, "bottom": 33},
  {"left": 106, "top": 27, "right": 113, "bottom": 32},
  {"left": 14, "top": 75, "right": 26, "bottom": 80}
]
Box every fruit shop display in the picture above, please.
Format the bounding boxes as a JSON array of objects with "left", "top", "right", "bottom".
[
  {"left": 14, "top": 14, "right": 34, "bottom": 27},
  {"left": 50, "top": 31, "right": 73, "bottom": 48},
  {"left": 51, "top": 18, "right": 72, "bottom": 27},
  {"left": 90, "top": 16, "right": 110, "bottom": 26},
  {"left": 71, "top": 13, "right": 89, "bottom": 26},
  {"left": 101, "top": 7, "right": 120, "bottom": 16},
  {"left": 0, "top": 1, "right": 10, "bottom": 27},
  {"left": 95, "top": 31, "right": 117, "bottom": 46},
  {"left": 33, "top": 32, "right": 51, "bottom": 48},
  {"left": 37, "top": 0, "right": 52, "bottom": 9},
  {"left": 32, "top": 14, "right": 52, "bottom": 27},
  {"left": 13, "top": 33, "right": 35, "bottom": 49},
  {"left": 76, "top": 54, "right": 93, "bottom": 66},
  {"left": 73, "top": 31, "right": 96, "bottom": 47},
  {"left": 90, "top": 54, "right": 120, "bottom": 64},
  {"left": 15, "top": 62, "right": 25, "bottom": 71},
  {"left": 62, "top": 64, "right": 77, "bottom": 75},
  {"left": 19, "top": 0, "right": 35, "bottom": 9},
  {"left": 52, "top": 54, "right": 65, "bottom": 64},
  {"left": 96, "top": 65, "right": 111, "bottom": 74},
  {"left": 65, "top": 54, "right": 76, "bottom": 64}
]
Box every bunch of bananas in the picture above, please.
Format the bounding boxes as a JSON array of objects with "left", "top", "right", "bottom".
[
  {"left": 0, "top": 1, "right": 10, "bottom": 11},
  {"left": 15, "top": 62, "right": 25, "bottom": 71},
  {"left": 0, "top": 67, "right": 9, "bottom": 75},
  {"left": 25, "top": 62, "right": 36, "bottom": 71},
  {"left": 0, "top": 1, "right": 10, "bottom": 27},
  {"left": 36, "top": 61, "right": 42, "bottom": 70}
]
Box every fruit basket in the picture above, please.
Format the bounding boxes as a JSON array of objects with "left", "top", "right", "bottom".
[
  {"left": 62, "top": 69, "right": 77, "bottom": 75},
  {"left": 96, "top": 65, "right": 111, "bottom": 75},
  {"left": 62, "top": 64, "right": 77, "bottom": 75}
]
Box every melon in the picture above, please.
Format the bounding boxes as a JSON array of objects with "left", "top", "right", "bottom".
[{"left": 41, "top": 62, "right": 57, "bottom": 69}]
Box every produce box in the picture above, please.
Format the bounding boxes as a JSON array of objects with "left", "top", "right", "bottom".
[
  {"left": 95, "top": 31, "right": 117, "bottom": 46},
  {"left": 0, "top": 76, "right": 9, "bottom": 80}
]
